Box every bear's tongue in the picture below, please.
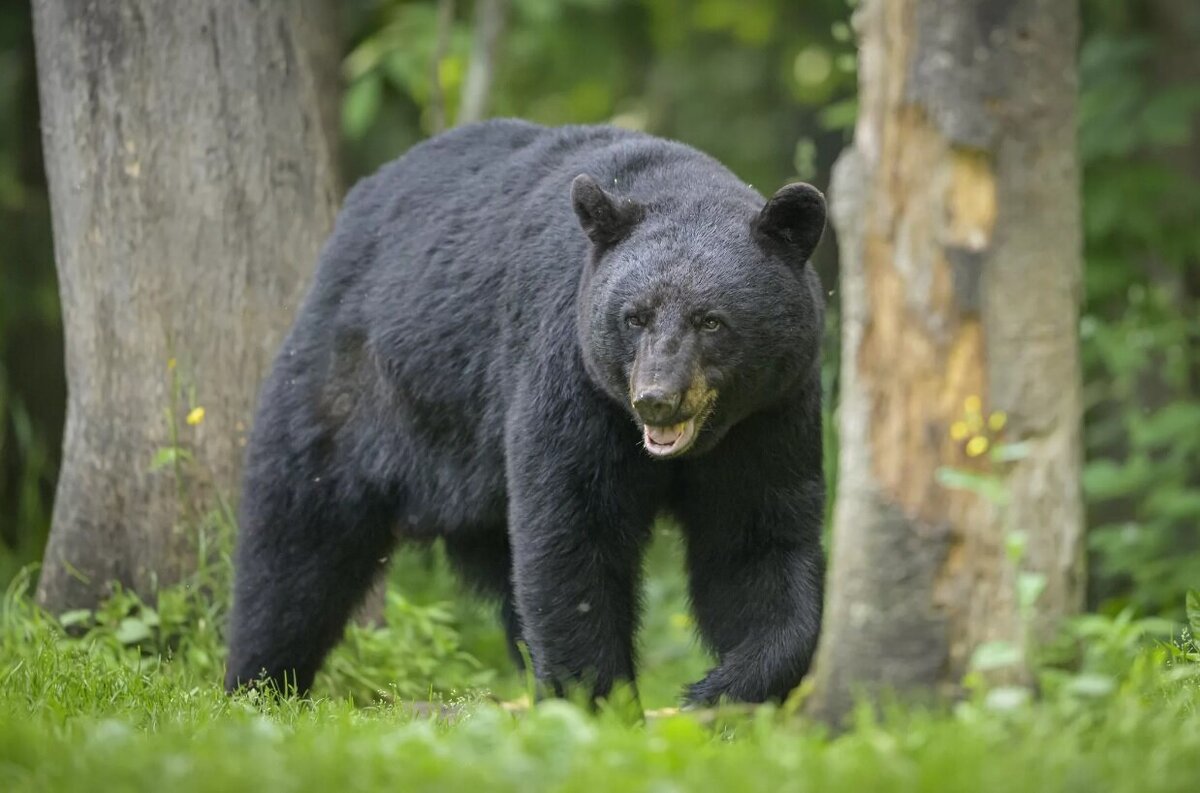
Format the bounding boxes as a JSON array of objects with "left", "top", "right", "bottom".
[{"left": 645, "top": 423, "right": 685, "bottom": 446}]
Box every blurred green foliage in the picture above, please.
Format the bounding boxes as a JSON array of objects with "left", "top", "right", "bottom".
[
  {"left": 1078, "top": 0, "right": 1200, "bottom": 618},
  {"left": 340, "top": 0, "right": 855, "bottom": 191},
  {"left": 0, "top": 0, "right": 60, "bottom": 587},
  {"left": 0, "top": 0, "right": 1197, "bottom": 627}
]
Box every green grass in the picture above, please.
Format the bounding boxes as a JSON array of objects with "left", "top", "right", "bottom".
[
  {"left": 2, "top": 532, "right": 1198, "bottom": 793},
  {"left": 2, "top": 633, "right": 1198, "bottom": 793}
]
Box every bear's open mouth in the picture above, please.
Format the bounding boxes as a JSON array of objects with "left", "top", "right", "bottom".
[{"left": 642, "top": 418, "right": 699, "bottom": 458}]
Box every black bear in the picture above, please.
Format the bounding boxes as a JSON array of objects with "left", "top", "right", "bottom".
[{"left": 225, "top": 119, "right": 827, "bottom": 706}]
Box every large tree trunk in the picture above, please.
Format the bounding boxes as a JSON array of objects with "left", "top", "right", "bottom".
[
  {"left": 809, "top": 0, "right": 1085, "bottom": 721},
  {"left": 33, "top": 0, "right": 340, "bottom": 613}
]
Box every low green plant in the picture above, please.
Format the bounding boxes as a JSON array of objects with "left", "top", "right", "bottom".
[
  {"left": 317, "top": 590, "right": 496, "bottom": 704},
  {"left": 2, "top": 539, "right": 511, "bottom": 706}
]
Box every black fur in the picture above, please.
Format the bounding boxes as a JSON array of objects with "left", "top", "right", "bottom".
[{"left": 224, "top": 119, "right": 827, "bottom": 706}]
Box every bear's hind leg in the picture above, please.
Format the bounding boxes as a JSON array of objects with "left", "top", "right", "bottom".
[
  {"left": 224, "top": 463, "right": 396, "bottom": 695},
  {"left": 444, "top": 530, "right": 525, "bottom": 668}
]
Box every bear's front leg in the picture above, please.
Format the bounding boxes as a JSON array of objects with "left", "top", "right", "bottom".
[
  {"left": 678, "top": 407, "right": 826, "bottom": 706},
  {"left": 682, "top": 526, "right": 824, "bottom": 706},
  {"left": 505, "top": 385, "right": 658, "bottom": 703}
]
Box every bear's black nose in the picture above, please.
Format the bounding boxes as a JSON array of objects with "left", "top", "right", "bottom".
[{"left": 633, "top": 388, "right": 683, "bottom": 425}]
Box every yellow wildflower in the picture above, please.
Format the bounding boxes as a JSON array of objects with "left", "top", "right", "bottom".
[
  {"left": 965, "top": 436, "right": 989, "bottom": 457},
  {"left": 988, "top": 411, "right": 1008, "bottom": 431},
  {"left": 186, "top": 407, "right": 205, "bottom": 426},
  {"left": 964, "top": 395, "right": 982, "bottom": 414},
  {"left": 950, "top": 421, "right": 970, "bottom": 441},
  {"left": 167, "top": 358, "right": 177, "bottom": 371}
]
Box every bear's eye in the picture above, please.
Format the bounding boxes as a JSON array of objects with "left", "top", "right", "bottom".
[
  {"left": 700, "top": 316, "right": 723, "bottom": 332},
  {"left": 625, "top": 313, "right": 647, "bottom": 329}
]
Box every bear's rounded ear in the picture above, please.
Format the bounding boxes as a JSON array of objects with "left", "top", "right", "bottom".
[
  {"left": 754, "top": 182, "right": 827, "bottom": 265},
  {"left": 571, "top": 174, "right": 644, "bottom": 248}
]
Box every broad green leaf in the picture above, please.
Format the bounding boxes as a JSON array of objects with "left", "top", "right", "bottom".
[
  {"left": 935, "top": 467, "right": 1008, "bottom": 505},
  {"left": 343, "top": 73, "right": 382, "bottom": 141},
  {"left": 1065, "top": 673, "right": 1116, "bottom": 698},
  {"left": 1142, "top": 86, "right": 1200, "bottom": 147},
  {"left": 58, "top": 609, "right": 92, "bottom": 628},
  {"left": 1133, "top": 617, "right": 1178, "bottom": 637},
  {"left": 990, "top": 442, "right": 1030, "bottom": 463},
  {"left": 1017, "top": 572, "right": 1047, "bottom": 611},
  {"left": 1144, "top": 488, "right": 1200, "bottom": 523},
  {"left": 817, "top": 98, "right": 857, "bottom": 131},
  {"left": 115, "top": 617, "right": 152, "bottom": 646},
  {"left": 984, "top": 686, "right": 1031, "bottom": 711},
  {"left": 1133, "top": 402, "right": 1200, "bottom": 448},
  {"left": 970, "top": 641, "right": 1022, "bottom": 672},
  {"left": 1005, "top": 531, "right": 1029, "bottom": 564},
  {"left": 1082, "top": 457, "right": 1152, "bottom": 501},
  {"left": 149, "top": 446, "right": 192, "bottom": 472}
]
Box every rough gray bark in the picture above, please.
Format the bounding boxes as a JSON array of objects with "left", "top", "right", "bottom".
[
  {"left": 809, "top": 0, "right": 1085, "bottom": 722},
  {"left": 33, "top": 0, "right": 340, "bottom": 612},
  {"left": 458, "top": 0, "right": 508, "bottom": 125}
]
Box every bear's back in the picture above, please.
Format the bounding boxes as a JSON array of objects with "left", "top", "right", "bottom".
[
  {"left": 301, "top": 120, "right": 761, "bottom": 418},
  {"left": 260, "top": 120, "right": 778, "bottom": 535}
]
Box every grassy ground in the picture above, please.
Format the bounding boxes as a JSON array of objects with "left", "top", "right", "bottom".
[{"left": 2, "top": 531, "right": 1198, "bottom": 792}]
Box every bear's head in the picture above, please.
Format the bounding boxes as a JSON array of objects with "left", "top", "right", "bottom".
[{"left": 572, "top": 173, "right": 826, "bottom": 459}]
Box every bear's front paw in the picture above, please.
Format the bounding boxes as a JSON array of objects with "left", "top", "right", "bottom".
[{"left": 681, "top": 671, "right": 729, "bottom": 709}]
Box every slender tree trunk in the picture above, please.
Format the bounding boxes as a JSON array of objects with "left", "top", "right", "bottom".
[
  {"left": 458, "top": 0, "right": 508, "bottom": 125},
  {"left": 33, "top": 0, "right": 340, "bottom": 613},
  {"left": 809, "top": 0, "right": 1085, "bottom": 722},
  {"left": 429, "top": 0, "right": 457, "bottom": 133}
]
